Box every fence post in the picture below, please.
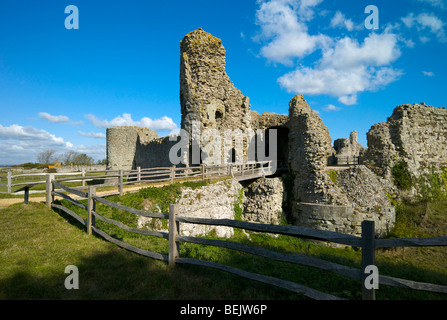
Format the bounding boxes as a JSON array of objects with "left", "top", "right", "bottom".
[
  {"left": 87, "top": 187, "right": 96, "bottom": 235},
  {"left": 45, "top": 173, "right": 54, "bottom": 208},
  {"left": 137, "top": 166, "right": 141, "bottom": 183},
  {"left": 118, "top": 170, "right": 123, "bottom": 195},
  {"left": 169, "top": 204, "right": 180, "bottom": 266},
  {"left": 7, "top": 171, "right": 12, "bottom": 194},
  {"left": 361, "top": 220, "right": 376, "bottom": 300},
  {"left": 170, "top": 166, "right": 176, "bottom": 184},
  {"left": 81, "top": 168, "right": 85, "bottom": 187},
  {"left": 201, "top": 164, "right": 205, "bottom": 180}
]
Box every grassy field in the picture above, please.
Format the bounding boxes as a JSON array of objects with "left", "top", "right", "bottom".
[{"left": 1, "top": 181, "right": 447, "bottom": 300}]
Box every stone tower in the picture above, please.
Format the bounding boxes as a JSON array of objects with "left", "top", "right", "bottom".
[
  {"left": 179, "top": 28, "right": 253, "bottom": 165},
  {"left": 180, "top": 28, "right": 252, "bottom": 134}
]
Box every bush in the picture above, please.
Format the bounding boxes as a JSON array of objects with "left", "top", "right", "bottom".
[
  {"left": 391, "top": 160, "right": 413, "bottom": 190},
  {"left": 417, "top": 167, "right": 447, "bottom": 201}
]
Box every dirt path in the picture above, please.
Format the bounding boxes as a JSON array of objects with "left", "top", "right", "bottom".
[{"left": 0, "top": 184, "right": 160, "bottom": 208}]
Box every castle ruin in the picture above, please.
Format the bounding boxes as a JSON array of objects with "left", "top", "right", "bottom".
[{"left": 107, "top": 28, "right": 447, "bottom": 237}]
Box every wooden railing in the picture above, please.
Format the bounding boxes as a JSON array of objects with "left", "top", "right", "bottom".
[
  {"left": 1, "top": 161, "right": 279, "bottom": 197},
  {"left": 48, "top": 180, "right": 447, "bottom": 300}
]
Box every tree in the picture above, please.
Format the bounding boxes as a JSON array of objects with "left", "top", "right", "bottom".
[
  {"left": 60, "top": 150, "right": 79, "bottom": 165},
  {"left": 37, "top": 149, "right": 57, "bottom": 164},
  {"left": 96, "top": 159, "right": 107, "bottom": 165},
  {"left": 73, "top": 153, "right": 94, "bottom": 165}
]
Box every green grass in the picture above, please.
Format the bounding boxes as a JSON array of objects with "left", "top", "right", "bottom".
[
  {"left": 0, "top": 202, "right": 304, "bottom": 300},
  {"left": 1, "top": 181, "right": 447, "bottom": 300}
]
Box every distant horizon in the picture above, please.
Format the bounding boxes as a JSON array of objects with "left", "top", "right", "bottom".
[{"left": 1, "top": 0, "right": 446, "bottom": 165}]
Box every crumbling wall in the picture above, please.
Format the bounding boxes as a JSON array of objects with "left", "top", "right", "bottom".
[
  {"left": 137, "top": 179, "right": 243, "bottom": 238},
  {"left": 134, "top": 135, "right": 179, "bottom": 168},
  {"left": 333, "top": 131, "right": 365, "bottom": 165},
  {"left": 364, "top": 103, "right": 447, "bottom": 180},
  {"left": 287, "top": 95, "right": 347, "bottom": 205},
  {"left": 180, "top": 28, "right": 252, "bottom": 165},
  {"left": 293, "top": 166, "right": 395, "bottom": 237},
  {"left": 106, "top": 126, "right": 158, "bottom": 170},
  {"left": 242, "top": 177, "right": 285, "bottom": 225}
]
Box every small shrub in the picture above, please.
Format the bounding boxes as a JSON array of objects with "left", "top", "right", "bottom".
[
  {"left": 391, "top": 160, "right": 413, "bottom": 190},
  {"left": 328, "top": 169, "right": 338, "bottom": 184},
  {"left": 417, "top": 167, "right": 447, "bottom": 201}
]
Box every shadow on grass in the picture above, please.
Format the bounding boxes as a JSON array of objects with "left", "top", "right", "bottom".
[
  {"left": 8, "top": 202, "right": 444, "bottom": 301},
  {"left": 0, "top": 204, "right": 308, "bottom": 300}
]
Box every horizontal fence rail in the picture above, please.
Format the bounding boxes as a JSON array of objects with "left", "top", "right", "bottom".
[
  {"left": 47, "top": 179, "right": 447, "bottom": 300},
  {"left": 1, "top": 161, "right": 280, "bottom": 197}
]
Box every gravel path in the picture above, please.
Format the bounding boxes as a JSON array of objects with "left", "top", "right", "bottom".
[{"left": 0, "top": 184, "right": 168, "bottom": 208}]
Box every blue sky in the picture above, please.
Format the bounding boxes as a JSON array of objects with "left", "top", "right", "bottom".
[{"left": 0, "top": 0, "right": 446, "bottom": 165}]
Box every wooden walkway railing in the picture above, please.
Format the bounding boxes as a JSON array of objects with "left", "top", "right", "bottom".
[
  {"left": 48, "top": 180, "right": 447, "bottom": 300},
  {"left": 1, "top": 161, "right": 279, "bottom": 198}
]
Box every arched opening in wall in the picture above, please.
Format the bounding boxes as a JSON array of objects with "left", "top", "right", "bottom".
[
  {"left": 226, "top": 148, "right": 237, "bottom": 164},
  {"left": 215, "top": 110, "right": 223, "bottom": 121},
  {"left": 257, "top": 126, "right": 290, "bottom": 170},
  {"left": 275, "top": 126, "right": 290, "bottom": 170},
  {"left": 188, "top": 141, "right": 205, "bottom": 166}
]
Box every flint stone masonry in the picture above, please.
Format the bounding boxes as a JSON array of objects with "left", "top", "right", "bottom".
[
  {"left": 180, "top": 28, "right": 255, "bottom": 165},
  {"left": 294, "top": 202, "right": 395, "bottom": 238},
  {"left": 242, "top": 177, "right": 285, "bottom": 225},
  {"left": 333, "top": 131, "right": 365, "bottom": 165},
  {"left": 134, "top": 136, "right": 180, "bottom": 168},
  {"left": 137, "top": 179, "right": 243, "bottom": 238},
  {"left": 180, "top": 28, "right": 252, "bottom": 135},
  {"left": 107, "top": 126, "right": 158, "bottom": 170},
  {"left": 293, "top": 165, "right": 395, "bottom": 237},
  {"left": 364, "top": 103, "right": 447, "bottom": 180},
  {"left": 287, "top": 95, "right": 348, "bottom": 206}
]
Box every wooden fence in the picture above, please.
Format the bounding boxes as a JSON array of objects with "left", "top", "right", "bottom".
[
  {"left": 48, "top": 179, "right": 447, "bottom": 300},
  {"left": 0, "top": 161, "right": 278, "bottom": 197}
]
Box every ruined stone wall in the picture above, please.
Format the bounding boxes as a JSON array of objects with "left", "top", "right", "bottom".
[
  {"left": 134, "top": 135, "right": 179, "bottom": 168},
  {"left": 286, "top": 95, "right": 396, "bottom": 237},
  {"left": 106, "top": 126, "right": 158, "bottom": 170},
  {"left": 180, "top": 28, "right": 253, "bottom": 165},
  {"left": 180, "top": 28, "right": 252, "bottom": 135},
  {"left": 287, "top": 95, "right": 347, "bottom": 205},
  {"left": 242, "top": 177, "right": 285, "bottom": 225},
  {"left": 293, "top": 166, "right": 395, "bottom": 237},
  {"left": 364, "top": 103, "right": 447, "bottom": 180},
  {"left": 137, "top": 179, "right": 243, "bottom": 238},
  {"left": 333, "top": 131, "right": 365, "bottom": 165}
]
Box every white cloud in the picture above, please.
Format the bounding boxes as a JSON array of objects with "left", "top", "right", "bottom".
[
  {"left": 0, "top": 124, "right": 73, "bottom": 148},
  {"left": 0, "top": 124, "right": 77, "bottom": 164},
  {"left": 338, "top": 95, "right": 358, "bottom": 105},
  {"left": 78, "top": 131, "right": 106, "bottom": 139},
  {"left": 38, "top": 112, "right": 83, "bottom": 125},
  {"left": 255, "top": 0, "right": 331, "bottom": 65},
  {"left": 330, "top": 11, "right": 355, "bottom": 31},
  {"left": 324, "top": 104, "right": 341, "bottom": 111},
  {"left": 255, "top": 1, "right": 403, "bottom": 105},
  {"left": 277, "top": 32, "right": 403, "bottom": 104},
  {"left": 38, "top": 112, "right": 70, "bottom": 123},
  {"left": 417, "top": 0, "right": 446, "bottom": 9},
  {"left": 86, "top": 113, "right": 179, "bottom": 134},
  {"left": 423, "top": 70, "right": 435, "bottom": 76},
  {"left": 402, "top": 12, "right": 446, "bottom": 42}
]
